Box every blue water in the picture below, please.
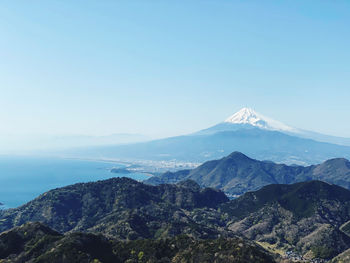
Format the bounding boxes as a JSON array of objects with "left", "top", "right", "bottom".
[{"left": 0, "top": 156, "right": 149, "bottom": 208}]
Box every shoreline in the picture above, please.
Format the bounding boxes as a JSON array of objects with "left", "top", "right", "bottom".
[{"left": 61, "top": 156, "right": 200, "bottom": 174}]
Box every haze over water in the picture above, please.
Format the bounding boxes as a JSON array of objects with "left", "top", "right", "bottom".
[{"left": 0, "top": 156, "right": 148, "bottom": 208}]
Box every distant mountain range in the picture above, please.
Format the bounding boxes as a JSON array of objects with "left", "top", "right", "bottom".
[
  {"left": 66, "top": 108, "right": 350, "bottom": 165},
  {"left": 145, "top": 151, "right": 350, "bottom": 195},
  {"left": 2, "top": 177, "right": 350, "bottom": 261}
]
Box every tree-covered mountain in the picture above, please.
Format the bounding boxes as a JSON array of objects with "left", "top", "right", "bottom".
[
  {"left": 221, "top": 180, "right": 350, "bottom": 259},
  {"left": 2, "top": 178, "right": 350, "bottom": 260},
  {"left": 145, "top": 151, "right": 350, "bottom": 195},
  {"left": 0, "top": 177, "right": 230, "bottom": 240},
  {"left": 0, "top": 222, "right": 277, "bottom": 263}
]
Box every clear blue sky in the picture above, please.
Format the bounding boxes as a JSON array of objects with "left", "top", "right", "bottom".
[{"left": 0, "top": 0, "right": 349, "bottom": 138}]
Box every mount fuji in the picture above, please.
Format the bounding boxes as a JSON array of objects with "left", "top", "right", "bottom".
[
  {"left": 225, "top": 108, "right": 295, "bottom": 131},
  {"left": 199, "top": 107, "right": 350, "bottom": 146},
  {"left": 197, "top": 107, "right": 299, "bottom": 135},
  {"left": 66, "top": 108, "right": 350, "bottom": 165}
]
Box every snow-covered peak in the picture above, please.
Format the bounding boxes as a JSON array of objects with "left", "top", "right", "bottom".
[{"left": 224, "top": 108, "right": 296, "bottom": 132}]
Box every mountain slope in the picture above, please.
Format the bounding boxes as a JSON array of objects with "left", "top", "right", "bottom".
[
  {"left": 221, "top": 181, "right": 350, "bottom": 259},
  {"left": 0, "top": 222, "right": 277, "bottom": 263},
  {"left": 145, "top": 152, "right": 350, "bottom": 195},
  {"left": 0, "top": 222, "right": 118, "bottom": 263}
]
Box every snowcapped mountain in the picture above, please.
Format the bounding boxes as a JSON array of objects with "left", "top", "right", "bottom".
[
  {"left": 224, "top": 107, "right": 297, "bottom": 132},
  {"left": 196, "top": 107, "right": 300, "bottom": 135},
  {"left": 199, "top": 108, "right": 350, "bottom": 146}
]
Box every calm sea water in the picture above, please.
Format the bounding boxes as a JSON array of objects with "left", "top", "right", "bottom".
[{"left": 0, "top": 156, "right": 149, "bottom": 208}]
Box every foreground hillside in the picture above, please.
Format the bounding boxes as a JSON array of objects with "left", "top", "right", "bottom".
[
  {"left": 0, "top": 222, "right": 277, "bottom": 263},
  {"left": 1, "top": 178, "right": 350, "bottom": 260},
  {"left": 146, "top": 151, "right": 350, "bottom": 195}
]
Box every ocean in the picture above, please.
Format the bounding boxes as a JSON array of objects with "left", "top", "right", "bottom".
[{"left": 0, "top": 156, "right": 149, "bottom": 208}]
